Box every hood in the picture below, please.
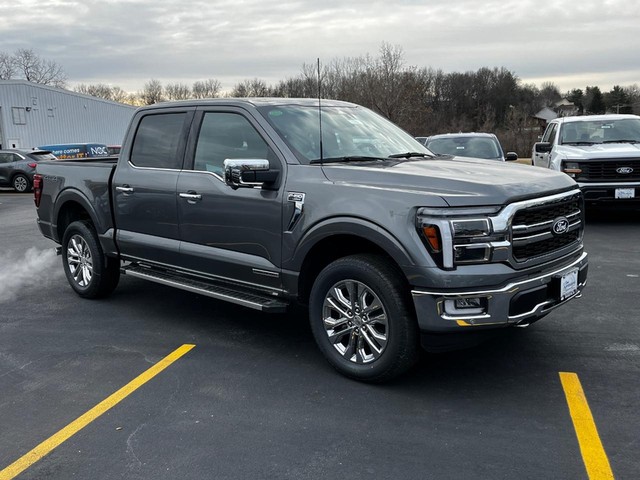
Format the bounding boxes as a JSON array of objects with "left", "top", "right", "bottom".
[
  {"left": 319, "top": 157, "right": 577, "bottom": 207},
  {"left": 555, "top": 143, "right": 640, "bottom": 160}
]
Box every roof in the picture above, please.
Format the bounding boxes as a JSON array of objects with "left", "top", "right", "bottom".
[
  {"left": 0, "top": 79, "right": 136, "bottom": 109},
  {"left": 555, "top": 98, "right": 577, "bottom": 107},
  {"left": 146, "top": 97, "right": 358, "bottom": 110},
  {"left": 554, "top": 114, "right": 640, "bottom": 124},
  {"left": 0, "top": 148, "right": 50, "bottom": 154},
  {"left": 534, "top": 107, "right": 558, "bottom": 121},
  {"left": 426, "top": 132, "right": 497, "bottom": 140}
]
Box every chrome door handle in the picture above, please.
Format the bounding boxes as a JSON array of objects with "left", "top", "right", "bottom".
[
  {"left": 116, "top": 186, "right": 134, "bottom": 193},
  {"left": 179, "top": 192, "right": 202, "bottom": 201}
]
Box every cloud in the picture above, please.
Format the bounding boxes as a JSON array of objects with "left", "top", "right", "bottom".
[{"left": 2, "top": 0, "right": 639, "bottom": 92}]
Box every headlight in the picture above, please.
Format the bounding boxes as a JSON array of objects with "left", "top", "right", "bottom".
[
  {"left": 417, "top": 207, "right": 507, "bottom": 269},
  {"left": 562, "top": 161, "right": 582, "bottom": 178}
]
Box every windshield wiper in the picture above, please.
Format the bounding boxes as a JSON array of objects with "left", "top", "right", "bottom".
[
  {"left": 309, "top": 156, "right": 388, "bottom": 164},
  {"left": 387, "top": 152, "right": 432, "bottom": 159},
  {"left": 602, "top": 139, "right": 640, "bottom": 144},
  {"left": 562, "top": 141, "right": 598, "bottom": 145}
]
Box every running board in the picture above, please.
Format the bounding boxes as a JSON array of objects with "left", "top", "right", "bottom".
[{"left": 122, "top": 264, "right": 288, "bottom": 313}]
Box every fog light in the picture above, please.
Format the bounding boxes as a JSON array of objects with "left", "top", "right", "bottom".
[
  {"left": 444, "top": 297, "right": 487, "bottom": 315},
  {"left": 454, "top": 244, "right": 491, "bottom": 263}
]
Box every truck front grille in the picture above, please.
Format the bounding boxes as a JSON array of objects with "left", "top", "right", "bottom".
[
  {"left": 577, "top": 159, "right": 640, "bottom": 182},
  {"left": 511, "top": 192, "right": 583, "bottom": 263}
]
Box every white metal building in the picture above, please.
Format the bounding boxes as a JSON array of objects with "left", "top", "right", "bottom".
[{"left": 0, "top": 80, "right": 137, "bottom": 149}]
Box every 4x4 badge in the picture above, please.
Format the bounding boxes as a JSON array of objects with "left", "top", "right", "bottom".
[
  {"left": 286, "top": 192, "right": 306, "bottom": 231},
  {"left": 552, "top": 217, "right": 569, "bottom": 235}
]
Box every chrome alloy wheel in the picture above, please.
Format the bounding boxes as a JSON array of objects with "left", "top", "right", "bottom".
[
  {"left": 67, "top": 234, "right": 93, "bottom": 287},
  {"left": 322, "top": 279, "right": 389, "bottom": 364}
]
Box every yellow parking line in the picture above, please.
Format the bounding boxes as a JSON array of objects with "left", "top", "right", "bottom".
[
  {"left": 0, "top": 344, "right": 195, "bottom": 480},
  {"left": 559, "top": 372, "right": 614, "bottom": 480}
]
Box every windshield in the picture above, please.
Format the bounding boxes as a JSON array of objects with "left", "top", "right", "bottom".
[
  {"left": 560, "top": 118, "right": 640, "bottom": 145},
  {"left": 256, "top": 104, "right": 431, "bottom": 164},
  {"left": 426, "top": 136, "right": 502, "bottom": 160}
]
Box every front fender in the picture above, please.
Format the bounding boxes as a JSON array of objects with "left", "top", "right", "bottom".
[{"left": 284, "top": 216, "right": 418, "bottom": 273}]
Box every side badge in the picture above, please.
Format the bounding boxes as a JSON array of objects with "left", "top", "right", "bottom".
[{"left": 286, "top": 192, "right": 306, "bottom": 232}]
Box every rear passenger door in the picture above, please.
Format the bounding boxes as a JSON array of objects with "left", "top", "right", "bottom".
[
  {"left": 175, "top": 107, "right": 285, "bottom": 290},
  {"left": 112, "top": 107, "right": 195, "bottom": 266}
]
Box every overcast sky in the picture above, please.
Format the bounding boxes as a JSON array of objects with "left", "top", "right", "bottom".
[{"left": 3, "top": 0, "right": 639, "bottom": 94}]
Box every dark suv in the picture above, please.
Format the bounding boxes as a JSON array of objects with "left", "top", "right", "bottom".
[{"left": 0, "top": 149, "right": 57, "bottom": 192}]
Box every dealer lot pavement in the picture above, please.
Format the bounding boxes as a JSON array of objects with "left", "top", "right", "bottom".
[{"left": 1, "top": 192, "right": 638, "bottom": 479}]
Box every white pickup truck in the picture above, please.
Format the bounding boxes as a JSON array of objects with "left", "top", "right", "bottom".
[{"left": 532, "top": 114, "right": 640, "bottom": 203}]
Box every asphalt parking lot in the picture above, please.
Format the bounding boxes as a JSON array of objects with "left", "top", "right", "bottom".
[{"left": 1, "top": 191, "right": 638, "bottom": 479}]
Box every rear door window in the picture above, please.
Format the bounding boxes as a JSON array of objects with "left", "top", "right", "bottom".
[{"left": 130, "top": 113, "right": 188, "bottom": 169}]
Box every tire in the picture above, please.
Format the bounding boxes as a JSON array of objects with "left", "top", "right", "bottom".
[
  {"left": 309, "top": 254, "right": 420, "bottom": 383},
  {"left": 61, "top": 220, "right": 120, "bottom": 299},
  {"left": 12, "top": 174, "right": 30, "bottom": 193}
]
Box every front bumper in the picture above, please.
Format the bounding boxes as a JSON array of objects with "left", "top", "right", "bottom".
[
  {"left": 578, "top": 182, "right": 640, "bottom": 202},
  {"left": 411, "top": 251, "right": 588, "bottom": 333}
]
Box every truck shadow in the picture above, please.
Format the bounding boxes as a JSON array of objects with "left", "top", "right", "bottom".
[
  {"left": 585, "top": 203, "right": 640, "bottom": 224},
  {"left": 111, "top": 276, "right": 566, "bottom": 394}
]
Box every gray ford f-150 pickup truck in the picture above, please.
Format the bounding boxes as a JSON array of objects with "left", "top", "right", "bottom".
[{"left": 34, "top": 98, "right": 588, "bottom": 382}]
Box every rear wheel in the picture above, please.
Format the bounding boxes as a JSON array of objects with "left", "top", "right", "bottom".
[
  {"left": 309, "top": 254, "right": 419, "bottom": 382},
  {"left": 61, "top": 221, "right": 120, "bottom": 298},
  {"left": 12, "top": 174, "right": 30, "bottom": 193}
]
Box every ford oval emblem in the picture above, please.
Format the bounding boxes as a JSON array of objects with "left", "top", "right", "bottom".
[
  {"left": 552, "top": 217, "right": 570, "bottom": 235},
  {"left": 616, "top": 167, "right": 634, "bottom": 174}
]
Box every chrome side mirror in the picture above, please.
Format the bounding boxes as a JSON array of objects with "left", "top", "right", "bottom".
[{"left": 223, "top": 159, "right": 278, "bottom": 189}]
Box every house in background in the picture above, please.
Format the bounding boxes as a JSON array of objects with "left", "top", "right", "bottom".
[
  {"left": 554, "top": 98, "right": 580, "bottom": 117},
  {"left": 0, "top": 80, "right": 136, "bottom": 149},
  {"left": 533, "top": 98, "right": 579, "bottom": 133}
]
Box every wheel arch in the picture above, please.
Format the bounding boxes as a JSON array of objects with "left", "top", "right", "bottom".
[
  {"left": 53, "top": 189, "right": 108, "bottom": 244},
  {"left": 291, "top": 218, "right": 416, "bottom": 305}
]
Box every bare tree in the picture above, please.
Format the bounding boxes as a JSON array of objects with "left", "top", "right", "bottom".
[
  {"left": 192, "top": 79, "right": 222, "bottom": 99},
  {"left": 12, "top": 48, "right": 67, "bottom": 88},
  {"left": 230, "top": 78, "right": 271, "bottom": 97},
  {"left": 0, "top": 52, "right": 16, "bottom": 80},
  {"left": 538, "top": 82, "right": 562, "bottom": 108},
  {"left": 110, "top": 86, "right": 135, "bottom": 104},
  {"left": 73, "top": 83, "right": 136, "bottom": 105},
  {"left": 139, "top": 79, "right": 165, "bottom": 105},
  {"left": 165, "top": 82, "right": 191, "bottom": 100},
  {"left": 75, "top": 83, "right": 113, "bottom": 99}
]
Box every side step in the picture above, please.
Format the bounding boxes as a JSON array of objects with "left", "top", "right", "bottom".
[{"left": 122, "top": 264, "right": 288, "bottom": 313}]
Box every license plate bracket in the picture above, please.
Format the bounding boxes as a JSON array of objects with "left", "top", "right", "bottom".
[
  {"left": 615, "top": 188, "right": 635, "bottom": 199},
  {"left": 559, "top": 269, "right": 579, "bottom": 301}
]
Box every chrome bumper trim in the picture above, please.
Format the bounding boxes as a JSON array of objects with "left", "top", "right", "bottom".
[{"left": 411, "top": 252, "right": 588, "bottom": 332}]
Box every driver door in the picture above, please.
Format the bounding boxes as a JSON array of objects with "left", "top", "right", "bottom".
[{"left": 175, "top": 108, "right": 286, "bottom": 290}]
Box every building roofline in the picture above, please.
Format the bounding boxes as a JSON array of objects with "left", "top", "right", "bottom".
[{"left": 0, "top": 79, "right": 136, "bottom": 109}]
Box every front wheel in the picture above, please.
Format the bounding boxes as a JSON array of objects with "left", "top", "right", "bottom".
[
  {"left": 12, "top": 174, "right": 30, "bottom": 193},
  {"left": 61, "top": 221, "right": 120, "bottom": 298},
  {"left": 309, "top": 254, "right": 419, "bottom": 382}
]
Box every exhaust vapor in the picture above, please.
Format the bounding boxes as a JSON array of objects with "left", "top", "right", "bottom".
[{"left": 0, "top": 247, "right": 63, "bottom": 304}]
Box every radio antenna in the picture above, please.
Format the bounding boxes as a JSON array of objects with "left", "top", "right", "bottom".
[{"left": 317, "top": 58, "right": 324, "bottom": 163}]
